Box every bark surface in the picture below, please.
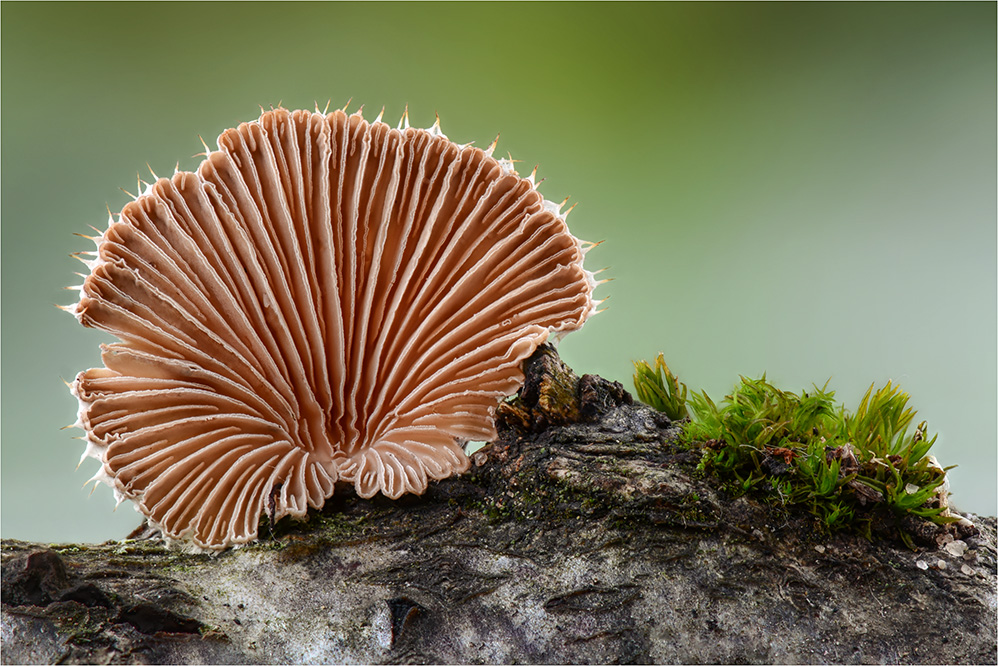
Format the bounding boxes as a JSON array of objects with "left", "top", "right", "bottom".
[{"left": 3, "top": 347, "right": 996, "bottom": 664}]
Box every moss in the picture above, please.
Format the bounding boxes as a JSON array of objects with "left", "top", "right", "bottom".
[
  {"left": 676, "top": 493, "right": 711, "bottom": 524},
  {"left": 472, "top": 462, "right": 614, "bottom": 526},
  {"left": 52, "top": 606, "right": 110, "bottom": 646},
  {"left": 633, "top": 354, "right": 688, "bottom": 421},
  {"left": 313, "top": 512, "right": 370, "bottom": 539},
  {"left": 633, "top": 358, "right": 961, "bottom": 547},
  {"left": 52, "top": 545, "right": 84, "bottom": 555},
  {"left": 250, "top": 499, "right": 378, "bottom": 554}
]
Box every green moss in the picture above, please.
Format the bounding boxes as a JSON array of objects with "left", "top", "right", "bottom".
[
  {"left": 473, "top": 465, "right": 614, "bottom": 525},
  {"left": 633, "top": 358, "right": 958, "bottom": 544},
  {"left": 313, "top": 512, "right": 369, "bottom": 539},
  {"left": 633, "top": 354, "right": 689, "bottom": 421},
  {"left": 251, "top": 501, "right": 375, "bottom": 553}
]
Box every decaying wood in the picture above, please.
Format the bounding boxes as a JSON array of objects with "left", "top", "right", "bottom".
[{"left": 2, "top": 346, "right": 995, "bottom": 664}]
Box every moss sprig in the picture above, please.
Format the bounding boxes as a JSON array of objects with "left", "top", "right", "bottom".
[{"left": 633, "top": 353, "right": 689, "bottom": 421}]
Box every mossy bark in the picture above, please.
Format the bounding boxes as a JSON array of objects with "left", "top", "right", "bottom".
[{"left": 3, "top": 346, "right": 996, "bottom": 664}]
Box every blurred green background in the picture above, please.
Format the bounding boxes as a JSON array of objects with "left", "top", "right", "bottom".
[{"left": 2, "top": 2, "right": 994, "bottom": 543}]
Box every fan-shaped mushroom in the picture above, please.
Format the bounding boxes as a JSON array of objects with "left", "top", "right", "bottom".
[{"left": 66, "top": 105, "right": 600, "bottom": 549}]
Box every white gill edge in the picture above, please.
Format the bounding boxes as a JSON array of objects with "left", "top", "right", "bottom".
[{"left": 360, "top": 105, "right": 606, "bottom": 333}]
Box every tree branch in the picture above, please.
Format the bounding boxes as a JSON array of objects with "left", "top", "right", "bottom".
[{"left": 3, "top": 347, "right": 995, "bottom": 664}]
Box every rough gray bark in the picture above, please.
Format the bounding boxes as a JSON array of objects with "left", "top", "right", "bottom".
[{"left": 3, "top": 347, "right": 996, "bottom": 664}]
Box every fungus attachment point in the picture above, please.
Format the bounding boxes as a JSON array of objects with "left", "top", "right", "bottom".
[{"left": 67, "top": 106, "right": 599, "bottom": 549}]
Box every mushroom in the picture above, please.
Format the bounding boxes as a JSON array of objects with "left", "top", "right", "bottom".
[{"left": 65, "top": 105, "right": 600, "bottom": 549}]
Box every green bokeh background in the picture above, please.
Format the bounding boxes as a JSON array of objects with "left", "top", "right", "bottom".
[{"left": 2, "top": 2, "right": 994, "bottom": 543}]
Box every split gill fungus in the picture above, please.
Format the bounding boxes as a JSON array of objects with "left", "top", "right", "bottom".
[{"left": 65, "top": 105, "right": 603, "bottom": 550}]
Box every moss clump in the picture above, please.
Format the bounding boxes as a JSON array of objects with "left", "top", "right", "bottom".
[{"left": 634, "top": 357, "right": 958, "bottom": 546}]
